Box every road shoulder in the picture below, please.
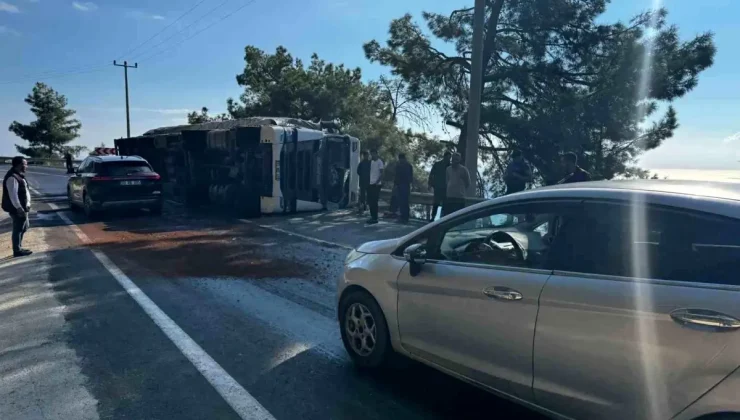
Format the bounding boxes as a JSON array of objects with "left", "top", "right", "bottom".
[{"left": 0, "top": 216, "right": 100, "bottom": 420}]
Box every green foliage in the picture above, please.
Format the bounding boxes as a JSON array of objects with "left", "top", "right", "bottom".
[
  {"left": 192, "top": 45, "right": 444, "bottom": 189},
  {"left": 8, "top": 82, "right": 82, "bottom": 158},
  {"left": 228, "top": 46, "right": 388, "bottom": 125},
  {"left": 344, "top": 115, "right": 441, "bottom": 190},
  {"left": 187, "top": 107, "right": 230, "bottom": 124},
  {"left": 364, "top": 1, "right": 715, "bottom": 187},
  {"left": 61, "top": 145, "right": 88, "bottom": 158}
]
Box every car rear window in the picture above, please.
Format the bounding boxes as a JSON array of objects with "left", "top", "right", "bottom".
[{"left": 100, "top": 161, "right": 154, "bottom": 177}]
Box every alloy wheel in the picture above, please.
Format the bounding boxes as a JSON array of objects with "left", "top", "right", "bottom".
[{"left": 345, "top": 302, "right": 377, "bottom": 357}]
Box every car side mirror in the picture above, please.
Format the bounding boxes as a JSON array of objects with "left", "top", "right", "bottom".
[
  {"left": 404, "top": 243, "right": 427, "bottom": 264},
  {"left": 405, "top": 241, "right": 427, "bottom": 262},
  {"left": 404, "top": 243, "right": 427, "bottom": 276}
]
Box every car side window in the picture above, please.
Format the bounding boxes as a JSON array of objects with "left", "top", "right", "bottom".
[
  {"left": 434, "top": 201, "right": 580, "bottom": 270},
  {"left": 551, "top": 201, "right": 740, "bottom": 285},
  {"left": 78, "top": 158, "right": 90, "bottom": 173}
]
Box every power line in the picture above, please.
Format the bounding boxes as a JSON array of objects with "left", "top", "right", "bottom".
[
  {"left": 0, "top": 66, "right": 108, "bottom": 85},
  {"left": 138, "top": 0, "right": 257, "bottom": 64},
  {"left": 0, "top": 0, "right": 258, "bottom": 86},
  {"left": 129, "top": 0, "right": 235, "bottom": 61},
  {"left": 2, "top": 0, "right": 221, "bottom": 83},
  {"left": 116, "top": 0, "right": 209, "bottom": 60}
]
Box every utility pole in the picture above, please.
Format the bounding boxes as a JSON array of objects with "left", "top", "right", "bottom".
[
  {"left": 464, "top": 0, "right": 486, "bottom": 197},
  {"left": 113, "top": 60, "right": 138, "bottom": 138}
]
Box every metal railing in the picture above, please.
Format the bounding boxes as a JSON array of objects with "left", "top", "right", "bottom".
[
  {"left": 0, "top": 157, "right": 82, "bottom": 168},
  {"left": 377, "top": 188, "right": 488, "bottom": 221},
  {"left": 379, "top": 188, "right": 487, "bottom": 206}
]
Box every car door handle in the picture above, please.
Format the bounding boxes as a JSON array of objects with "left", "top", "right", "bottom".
[
  {"left": 483, "top": 286, "right": 523, "bottom": 301},
  {"left": 670, "top": 308, "right": 740, "bottom": 331}
]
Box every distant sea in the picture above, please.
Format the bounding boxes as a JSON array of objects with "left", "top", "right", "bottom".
[{"left": 647, "top": 169, "right": 740, "bottom": 182}]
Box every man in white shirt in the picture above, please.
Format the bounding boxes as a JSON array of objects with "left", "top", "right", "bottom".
[
  {"left": 2, "top": 157, "right": 32, "bottom": 257},
  {"left": 366, "top": 149, "right": 384, "bottom": 224}
]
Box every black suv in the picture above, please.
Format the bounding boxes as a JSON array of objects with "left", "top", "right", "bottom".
[{"left": 67, "top": 155, "right": 163, "bottom": 217}]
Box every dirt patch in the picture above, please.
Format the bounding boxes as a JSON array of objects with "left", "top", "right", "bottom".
[{"left": 79, "top": 219, "right": 314, "bottom": 280}]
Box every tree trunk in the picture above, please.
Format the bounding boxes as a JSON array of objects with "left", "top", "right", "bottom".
[{"left": 456, "top": 120, "right": 468, "bottom": 163}]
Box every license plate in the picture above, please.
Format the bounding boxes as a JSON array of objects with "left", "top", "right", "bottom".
[{"left": 120, "top": 180, "right": 142, "bottom": 186}]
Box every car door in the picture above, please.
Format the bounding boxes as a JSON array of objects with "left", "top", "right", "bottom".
[
  {"left": 70, "top": 158, "right": 89, "bottom": 203},
  {"left": 396, "top": 200, "right": 580, "bottom": 401},
  {"left": 534, "top": 200, "right": 740, "bottom": 420}
]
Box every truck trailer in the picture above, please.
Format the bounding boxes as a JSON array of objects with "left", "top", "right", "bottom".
[{"left": 115, "top": 117, "right": 360, "bottom": 218}]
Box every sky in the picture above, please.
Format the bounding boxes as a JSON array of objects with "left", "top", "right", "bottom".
[{"left": 0, "top": 0, "right": 738, "bottom": 177}]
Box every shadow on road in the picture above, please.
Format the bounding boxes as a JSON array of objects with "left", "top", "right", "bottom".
[
  {"left": 43, "top": 247, "right": 242, "bottom": 420},
  {"left": 251, "top": 334, "right": 544, "bottom": 420}
]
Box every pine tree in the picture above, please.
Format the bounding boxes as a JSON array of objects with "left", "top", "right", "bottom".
[{"left": 9, "top": 82, "right": 82, "bottom": 158}]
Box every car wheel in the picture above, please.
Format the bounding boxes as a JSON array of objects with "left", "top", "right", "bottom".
[
  {"left": 339, "top": 290, "right": 392, "bottom": 368},
  {"left": 68, "top": 188, "right": 80, "bottom": 211},
  {"left": 83, "top": 193, "right": 98, "bottom": 219}
]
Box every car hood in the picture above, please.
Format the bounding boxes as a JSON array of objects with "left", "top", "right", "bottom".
[{"left": 356, "top": 238, "right": 401, "bottom": 254}]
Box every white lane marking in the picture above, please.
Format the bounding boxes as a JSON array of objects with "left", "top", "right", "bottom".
[
  {"left": 47, "top": 203, "right": 277, "bottom": 420},
  {"left": 239, "top": 219, "right": 353, "bottom": 250}
]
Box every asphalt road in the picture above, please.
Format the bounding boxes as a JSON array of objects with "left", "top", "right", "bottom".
[{"left": 0, "top": 165, "right": 544, "bottom": 420}]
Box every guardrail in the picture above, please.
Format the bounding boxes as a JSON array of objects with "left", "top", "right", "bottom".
[
  {"left": 378, "top": 188, "right": 488, "bottom": 220},
  {"left": 0, "top": 157, "right": 82, "bottom": 168},
  {"left": 379, "top": 188, "right": 487, "bottom": 206}
]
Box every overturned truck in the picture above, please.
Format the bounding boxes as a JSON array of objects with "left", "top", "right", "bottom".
[{"left": 115, "top": 117, "right": 360, "bottom": 218}]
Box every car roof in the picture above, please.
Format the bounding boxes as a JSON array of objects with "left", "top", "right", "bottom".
[
  {"left": 90, "top": 155, "right": 147, "bottom": 163},
  {"left": 490, "top": 179, "right": 740, "bottom": 216},
  {"left": 404, "top": 180, "right": 740, "bottom": 243},
  {"left": 533, "top": 179, "right": 740, "bottom": 201}
]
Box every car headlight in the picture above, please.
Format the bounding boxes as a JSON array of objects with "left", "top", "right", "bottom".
[{"left": 345, "top": 249, "right": 366, "bottom": 265}]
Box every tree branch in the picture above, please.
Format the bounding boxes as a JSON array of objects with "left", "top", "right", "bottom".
[{"left": 481, "top": 0, "right": 506, "bottom": 73}]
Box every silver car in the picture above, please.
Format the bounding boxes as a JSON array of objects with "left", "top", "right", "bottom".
[{"left": 337, "top": 180, "right": 740, "bottom": 420}]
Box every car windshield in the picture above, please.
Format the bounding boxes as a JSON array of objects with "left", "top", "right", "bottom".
[{"left": 101, "top": 161, "right": 153, "bottom": 176}]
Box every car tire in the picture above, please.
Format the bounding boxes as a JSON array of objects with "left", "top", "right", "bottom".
[
  {"left": 83, "top": 193, "right": 98, "bottom": 219},
  {"left": 68, "top": 188, "right": 80, "bottom": 212},
  {"left": 339, "top": 289, "right": 393, "bottom": 369}
]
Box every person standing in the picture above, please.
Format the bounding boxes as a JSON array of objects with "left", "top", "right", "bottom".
[
  {"left": 366, "top": 149, "right": 384, "bottom": 225},
  {"left": 443, "top": 153, "right": 471, "bottom": 217},
  {"left": 383, "top": 185, "right": 399, "bottom": 219},
  {"left": 356, "top": 151, "right": 371, "bottom": 213},
  {"left": 558, "top": 152, "right": 591, "bottom": 184},
  {"left": 2, "top": 157, "right": 32, "bottom": 257},
  {"left": 428, "top": 151, "right": 450, "bottom": 221},
  {"left": 504, "top": 150, "right": 532, "bottom": 195},
  {"left": 64, "top": 152, "right": 74, "bottom": 174},
  {"left": 394, "top": 153, "right": 413, "bottom": 224}
]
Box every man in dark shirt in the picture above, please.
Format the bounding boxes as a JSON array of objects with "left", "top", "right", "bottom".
[
  {"left": 64, "top": 152, "right": 74, "bottom": 174},
  {"left": 394, "top": 153, "right": 414, "bottom": 223},
  {"left": 558, "top": 152, "right": 591, "bottom": 184},
  {"left": 504, "top": 150, "right": 532, "bottom": 194},
  {"left": 427, "top": 151, "right": 450, "bottom": 221},
  {"left": 356, "top": 151, "right": 371, "bottom": 213}
]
